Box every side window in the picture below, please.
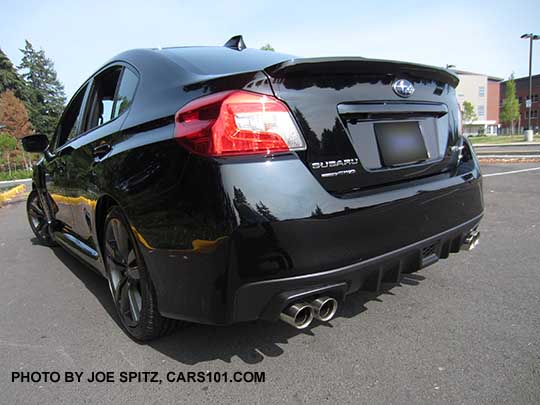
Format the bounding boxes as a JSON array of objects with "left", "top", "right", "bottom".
[
  {"left": 84, "top": 67, "right": 122, "bottom": 132},
  {"left": 55, "top": 84, "right": 88, "bottom": 148},
  {"left": 112, "top": 68, "right": 138, "bottom": 119},
  {"left": 82, "top": 65, "right": 138, "bottom": 133}
]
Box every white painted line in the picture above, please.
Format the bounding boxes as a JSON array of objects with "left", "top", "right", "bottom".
[{"left": 484, "top": 167, "right": 540, "bottom": 177}]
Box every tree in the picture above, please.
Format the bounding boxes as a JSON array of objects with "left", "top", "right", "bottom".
[
  {"left": 0, "top": 48, "right": 25, "bottom": 98},
  {"left": 0, "top": 132, "right": 18, "bottom": 176},
  {"left": 255, "top": 201, "right": 277, "bottom": 221},
  {"left": 260, "top": 44, "right": 275, "bottom": 51},
  {"left": 462, "top": 101, "right": 477, "bottom": 135},
  {"left": 0, "top": 90, "right": 33, "bottom": 138},
  {"left": 311, "top": 205, "right": 324, "bottom": 217},
  {"left": 0, "top": 90, "right": 34, "bottom": 170},
  {"left": 18, "top": 40, "right": 66, "bottom": 137},
  {"left": 500, "top": 75, "right": 520, "bottom": 135}
]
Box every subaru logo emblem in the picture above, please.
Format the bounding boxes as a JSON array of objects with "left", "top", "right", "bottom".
[{"left": 392, "top": 79, "right": 415, "bottom": 97}]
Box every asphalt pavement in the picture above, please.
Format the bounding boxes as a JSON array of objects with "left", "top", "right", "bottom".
[{"left": 1, "top": 163, "right": 539, "bottom": 404}]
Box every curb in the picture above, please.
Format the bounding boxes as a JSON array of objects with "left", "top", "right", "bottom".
[
  {"left": 478, "top": 157, "right": 540, "bottom": 163},
  {"left": 473, "top": 142, "right": 540, "bottom": 147},
  {"left": 0, "top": 184, "right": 27, "bottom": 205},
  {"left": 477, "top": 155, "right": 540, "bottom": 159}
]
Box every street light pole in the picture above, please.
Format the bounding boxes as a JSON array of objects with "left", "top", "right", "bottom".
[{"left": 521, "top": 33, "right": 539, "bottom": 140}]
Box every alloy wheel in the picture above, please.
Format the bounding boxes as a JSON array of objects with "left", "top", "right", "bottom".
[
  {"left": 104, "top": 218, "right": 143, "bottom": 328},
  {"left": 27, "top": 191, "right": 52, "bottom": 243}
]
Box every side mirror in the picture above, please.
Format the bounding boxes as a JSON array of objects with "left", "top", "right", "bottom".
[{"left": 22, "top": 134, "right": 49, "bottom": 153}]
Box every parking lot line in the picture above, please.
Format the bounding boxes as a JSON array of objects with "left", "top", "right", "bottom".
[{"left": 483, "top": 166, "right": 540, "bottom": 177}]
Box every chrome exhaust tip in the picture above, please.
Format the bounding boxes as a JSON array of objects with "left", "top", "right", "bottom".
[
  {"left": 311, "top": 296, "right": 338, "bottom": 322},
  {"left": 279, "top": 302, "right": 314, "bottom": 329},
  {"left": 462, "top": 230, "right": 480, "bottom": 251}
]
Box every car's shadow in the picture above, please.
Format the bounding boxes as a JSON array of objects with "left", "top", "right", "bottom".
[
  {"left": 47, "top": 243, "right": 119, "bottom": 321},
  {"left": 48, "top": 241, "right": 425, "bottom": 365}
]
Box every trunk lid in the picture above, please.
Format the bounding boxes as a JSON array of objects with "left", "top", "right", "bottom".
[{"left": 265, "top": 57, "right": 462, "bottom": 194}]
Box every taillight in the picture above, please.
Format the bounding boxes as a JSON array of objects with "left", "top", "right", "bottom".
[{"left": 174, "top": 90, "right": 306, "bottom": 156}]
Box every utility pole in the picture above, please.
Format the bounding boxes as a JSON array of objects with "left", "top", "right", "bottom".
[{"left": 520, "top": 33, "right": 539, "bottom": 141}]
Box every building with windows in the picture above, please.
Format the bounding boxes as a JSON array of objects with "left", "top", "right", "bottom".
[
  {"left": 451, "top": 69, "right": 503, "bottom": 135},
  {"left": 499, "top": 74, "right": 540, "bottom": 133}
]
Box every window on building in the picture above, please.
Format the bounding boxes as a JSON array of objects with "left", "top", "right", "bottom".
[
  {"left": 477, "top": 105, "right": 485, "bottom": 117},
  {"left": 518, "top": 96, "right": 522, "bottom": 104},
  {"left": 523, "top": 110, "right": 538, "bottom": 120},
  {"left": 478, "top": 86, "right": 485, "bottom": 97},
  {"left": 534, "top": 94, "right": 539, "bottom": 103}
]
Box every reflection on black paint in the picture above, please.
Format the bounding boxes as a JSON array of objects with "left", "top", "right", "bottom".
[{"left": 231, "top": 186, "right": 292, "bottom": 277}]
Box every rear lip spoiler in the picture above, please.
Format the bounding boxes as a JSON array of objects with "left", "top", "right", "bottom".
[{"left": 265, "top": 57, "right": 459, "bottom": 88}]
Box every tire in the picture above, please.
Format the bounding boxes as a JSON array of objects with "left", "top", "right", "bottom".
[
  {"left": 103, "top": 206, "right": 178, "bottom": 341},
  {"left": 26, "top": 189, "right": 57, "bottom": 247}
]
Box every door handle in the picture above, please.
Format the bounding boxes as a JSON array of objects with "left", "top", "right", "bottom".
[{"left": 92, "top": 143, "right": 112, "bottom": 160}]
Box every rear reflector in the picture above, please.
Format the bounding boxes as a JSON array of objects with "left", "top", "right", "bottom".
[{"left": 174, "top": 90, "right": 306, "bottom": 156}]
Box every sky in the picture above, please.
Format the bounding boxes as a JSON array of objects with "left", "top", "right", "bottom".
[{"left": 1, "top": 0, "right": 539, "bottom": 99}]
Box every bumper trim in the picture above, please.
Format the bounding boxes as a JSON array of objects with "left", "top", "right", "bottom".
[{"left": 233, "top": 213, "right": 483, "bottom": 322}]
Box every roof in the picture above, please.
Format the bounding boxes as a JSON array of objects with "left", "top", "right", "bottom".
[
  {"left": 156, "top": 46, "right": 293, "bottom": 76},
  {"left": 501, "top": 73, "right": 540, "bottom": 83}
]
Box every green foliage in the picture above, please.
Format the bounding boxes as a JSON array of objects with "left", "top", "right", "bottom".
[
  {"left": 0, "top": 132, "right": 17, "bottom": 151},
  {"left": 18, "top": 40, "right": 66, "bottom": 138},
  {"left": 0, "top": 43, "right": 65, "bottom": 177},
  {"left": 462, "top": 101, "right": 477, "bottom": 124},
  {"left": 260, "top": 44, "right": 275, "bottom": 51},
  {"left": 0, "top": 169, "right": 32, "bottom": 181},
  {"left": 0, "top": 132, "right": 18, "bottom": 176},
  {"left": 500, "top": 75, "right": 520, "bottom": 132},
  {"left": 0, "top": 48, "right": 25, "bottom": 98}
]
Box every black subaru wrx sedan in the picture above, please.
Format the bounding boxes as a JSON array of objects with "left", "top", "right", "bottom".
[{"left": 22, "top": 36, "right": 483, "bottom": 341}]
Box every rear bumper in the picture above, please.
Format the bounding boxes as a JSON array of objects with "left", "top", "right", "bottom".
[
  {"left": 145, "top": 211, "right": 481, "bottom": 325},
  {"left": 233, "top": 213, "right": 482, "bottom": 322}
]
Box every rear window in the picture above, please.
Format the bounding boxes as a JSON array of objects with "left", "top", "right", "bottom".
[{"left": 159, "top": 47, "right": 293, "bottom": 76}]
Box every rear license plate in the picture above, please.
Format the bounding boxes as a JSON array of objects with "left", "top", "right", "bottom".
[{"left": 374, "top": 121, "right": 428, "bottom": 167}]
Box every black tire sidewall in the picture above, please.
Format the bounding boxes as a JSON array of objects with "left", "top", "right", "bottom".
[
  {"left": 103, "top": 206, "right": 162, "bottom": 341},
  {"left": 26, "top": 190, "right": 56, "bottom": 246}
]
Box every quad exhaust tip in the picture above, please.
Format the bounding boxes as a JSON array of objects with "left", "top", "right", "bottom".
[
  {"left": 462, "top": 230, "right": 480, "bottom": 251},
  {"left": 279, "top": 302, "right": 314, "bottom": 329},
  {"left": 311, "top": 296, "right": 338, "bottom": 322},
  {"left": 280, "top": 296, "right": 339, "bottom": 329}
]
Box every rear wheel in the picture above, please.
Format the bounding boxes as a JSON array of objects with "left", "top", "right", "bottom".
[
  {"left": 26, "top": 190, "right": 56, "bottom": 246},
  {"left": 103, "top": 207, "right": 178, "bottom": 341}
]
